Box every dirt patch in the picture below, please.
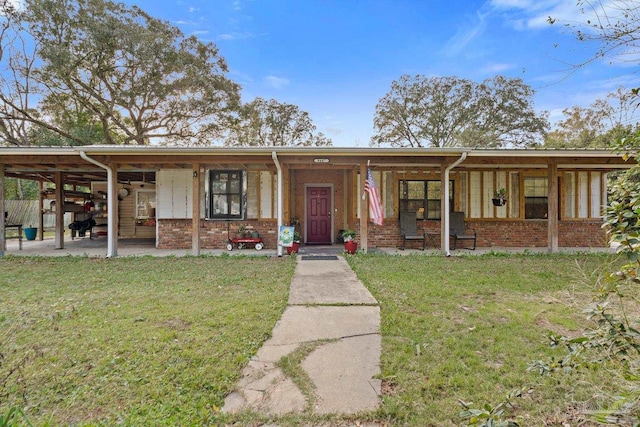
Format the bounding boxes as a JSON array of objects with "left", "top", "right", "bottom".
[
  {"left": 380, "top": 378, "right": 397, "bottom": 396},
  {"left": 161, "top": 318, "right": 192, "bottom": 330}
]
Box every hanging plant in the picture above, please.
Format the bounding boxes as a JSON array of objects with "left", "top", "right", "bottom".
[{"left": 492, "top": 188, "right": 508, "bottom": 206}]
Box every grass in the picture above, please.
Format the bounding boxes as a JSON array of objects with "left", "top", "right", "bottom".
[
  {"left": 276, "top": 340, "right": 332, "bottom": 413},
  {"left": 0, "top": 251, "right": 626, "bottom": 426},
  {"left": 346, "top": 252, "right": 623, "bottom": 426},
  {"left": 0, "top": 255, "right": 294, "bottom": 426}
]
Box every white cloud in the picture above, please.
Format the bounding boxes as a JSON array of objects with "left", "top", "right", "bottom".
[
  {"left": 0, "top": 0, "right": 24, "bottom": 14},
  {"left": 489, "top": 0, "right": 622, "bottom": 31},
  {"left": 228, "top": 70, "right": 255, "bottom": 86},
  {"left": 264, "top": 75, "right": 290, "bottom": 89},
  {"left": 445, "top": 10, "right": 488, "bottom": 55},
  {"left": 481, "top": 62, "right": 516, "bottom": 73},
  {"left": 217, "top": 31, "right": 255, "bottom": 41},
  {"left": 188, "top": 7, "right": 198, "bottom": 13},
  {"left": 191, "top": 30, "right": 209, "bottom": 36}
]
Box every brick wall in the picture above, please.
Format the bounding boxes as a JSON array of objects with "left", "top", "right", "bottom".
[
  {"left": 158, "top": 218, "right": 608, "bottom": 250},
  {"left": 157, "top": 219, "right": 277, "bottom": 249},
  {"left": 354, "top": 218, "right": 608, "bottom": 249}
]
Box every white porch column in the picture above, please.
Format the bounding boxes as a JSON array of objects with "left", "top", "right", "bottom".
[{"left": 79, "top": 151, "right": 117, "bottom": 257}]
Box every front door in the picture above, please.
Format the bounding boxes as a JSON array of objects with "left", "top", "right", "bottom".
[{"left": 306, "top": 186, "right": 332, "bottom": 244}]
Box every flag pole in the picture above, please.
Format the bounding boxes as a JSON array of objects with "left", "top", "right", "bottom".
[{"left": 362, "top": 159, "right": 370, "bottom": 200}]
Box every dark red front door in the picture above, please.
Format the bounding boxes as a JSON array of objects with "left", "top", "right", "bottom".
[{"left": 306, "top": 186, "right": 332, "bottom": 244}]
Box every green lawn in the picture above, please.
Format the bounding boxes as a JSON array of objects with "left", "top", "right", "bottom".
[
  {"left": 0, "top": 252, "right": 623, "bottom": 426},
  {"left": 347, "top": 252, "right": 622, "bottom": 426},
  {"left": 0, "top": 255, "right": 295, "bottom": 426}
]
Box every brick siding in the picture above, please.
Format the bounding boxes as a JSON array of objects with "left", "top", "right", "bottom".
[
  {"left": 353, "top": 218, "right": 608, "bottom": 249},
  {"left": 158, "top": 218, "right": 608, "bottom": 249},
  {"left": 157, "top": 219, "right": 277, "bottom": 250}
]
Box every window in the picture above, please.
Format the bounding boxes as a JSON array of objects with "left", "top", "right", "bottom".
[
  {"left": 135, "top": 190, "right": 156, "bottom": 219},
  {"left": 399, "top": 180, "right": 453, "bottom": 220},
  {"left": 524, "top": 177, "right": 548, "bottom": 219},
  {"left": 208, "top": 170, "right": 245, "bottom": 219}
]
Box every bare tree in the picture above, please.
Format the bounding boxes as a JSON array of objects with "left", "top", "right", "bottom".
[
  {"left": 0, "top": 1, "right": 39, "bottom": 146},
  {"left": 370, "top": 75, "right": 547, "bottom": 148},
  {"left": 0, "top": 0, "right": 240, "bottom": 146},
  {"left": 545, "top": 88, "right": 639, "bottom": 148},
  {"left": 549, "top": 0, "right": 640, "bottom": 67},
  {"left": 224, "top": 97, "right": 332, "bottom": 147}
]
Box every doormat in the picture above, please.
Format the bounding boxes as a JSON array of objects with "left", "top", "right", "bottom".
[{"left": 301, "top": 255, "right": 339, "bottom": 261}]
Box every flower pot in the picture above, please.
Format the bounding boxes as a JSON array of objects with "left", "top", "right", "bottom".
[
  {"left": 24, "top": 227, "right": 37, "bottom": 241},
  {"left": 287, "top": 242, "right": 300, "bottom": 255},
  {"left": 492, "top": 198, "right": 507, "bottom": 207},
  {"left": 344, "top": 240, "right": 358, "bottom": 254}
]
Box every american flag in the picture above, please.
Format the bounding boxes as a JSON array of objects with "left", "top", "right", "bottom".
[{"left": 365, "top": 168, "right": 384, "bottom": 226}]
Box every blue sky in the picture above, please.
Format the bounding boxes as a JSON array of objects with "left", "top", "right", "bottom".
[{"left": 125, "top": 0, "right": 640, "bottom": 146}]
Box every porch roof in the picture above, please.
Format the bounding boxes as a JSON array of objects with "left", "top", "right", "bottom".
[{"left": 0, "top": 145, "right": 633, "bottom": 187}]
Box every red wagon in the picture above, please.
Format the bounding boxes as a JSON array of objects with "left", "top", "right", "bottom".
[{"left": 227, "top": 237, "right": 264, "bottom": 251}]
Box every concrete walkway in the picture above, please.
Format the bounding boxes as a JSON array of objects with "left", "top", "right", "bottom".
[{"left": 223, "top": 255, "right": 381, "bottom": 416}]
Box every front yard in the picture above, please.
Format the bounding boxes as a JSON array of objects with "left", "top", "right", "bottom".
[
  {"left": 348, "top": 252, "right": 623, "bottom": 426},
  {"left": 0, "top": 252, "right": 624, "bottom": 426}
]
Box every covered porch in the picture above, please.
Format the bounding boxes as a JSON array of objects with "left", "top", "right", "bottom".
[
  {"left": 1, "top": 146, "right": 633, "bottom": 257},
  {"left": 1, "top": 233, "right": 617, "bottom": 258}
]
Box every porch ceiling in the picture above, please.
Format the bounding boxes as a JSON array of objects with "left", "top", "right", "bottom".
[{"left": 1, "top": 146, "right": 633, "bottom": 187}]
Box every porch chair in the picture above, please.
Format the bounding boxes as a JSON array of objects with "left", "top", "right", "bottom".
[
  {"left": 450, "top": 211, "right": 476, "bottom": 250},
  {"left": 399, "top": 211, "right": 426, "bottom": 250}
]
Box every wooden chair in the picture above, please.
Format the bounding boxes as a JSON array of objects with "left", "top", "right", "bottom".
[
  {"left": 400, "top": 212, "right": 426, "bottom": 250},
  {"left": 450, "top": 211, "right": 476, "bottom": 250}
]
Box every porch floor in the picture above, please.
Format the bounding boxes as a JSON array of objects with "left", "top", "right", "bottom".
[{"left": 1, "top": 236, "right": 617, "bottom": 258}]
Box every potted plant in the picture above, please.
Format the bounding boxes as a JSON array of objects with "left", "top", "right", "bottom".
[
  {"left": 24, "top": 225, "right": 38, "bottom": 241},
  {"left": 287, "top": 231, "right": 302, "bottom": 255},
  {"left": 492, "top": 188, "right": 508, "bottom": 206},
  {"left": 342, "top": 229, "right": 357, "bottom": 254}
]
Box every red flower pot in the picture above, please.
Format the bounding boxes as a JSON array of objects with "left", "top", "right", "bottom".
[
  {"left": 344, "top": 240, "right": 358, "bottom": 254},
  {"left": 287, "top": 242, "right": 300, "bottom": 255}
]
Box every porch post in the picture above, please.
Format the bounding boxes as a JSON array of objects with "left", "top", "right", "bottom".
[
  {"left": 38, "top": 181, "right": 44, "bottom": 240},
  {"left": 548, "top": 162, "right": 559, "bottom": 252},
  {"left": 272, "top": 152, "right": 283, "bottom": 257},
  {"left": 55, "top": 171, "right": 64, "bottom": 249},
  {"left": 192, "top": 164, "right": 201, "bottom": 256},
  {"left": 443, "top": 152, "right": 468, "bottom": 256},
  {"left": 441, "top": 163, "right": 448, "bottom": 255},
  {"left": 360, "top": 163, "right": 368, "bottom": 253},
  {"left": 0, "top": 163, "right": 5, "bottom": 256},
  {"left": 109, "top": 165, "right": 119, "bottom": 257}
]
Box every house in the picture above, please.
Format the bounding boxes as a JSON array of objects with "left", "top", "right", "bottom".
[{"left": 0, "top": 145, "right": 633, "bottom": 257}]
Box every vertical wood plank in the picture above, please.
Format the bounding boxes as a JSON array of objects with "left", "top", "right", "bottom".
[
  {"left": 548, "top": 163, "right": 559, "bottom": 252},
  {"left": 55, "top": 171, "right": 64, "bottom": 249},
  {"left": 38, "top": 181, "right": 44, "bottom": 240},
  {"left": 0, "top": 164, "right": 5, "bottom": 255}
]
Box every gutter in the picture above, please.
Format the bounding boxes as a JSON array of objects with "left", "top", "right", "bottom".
[
  {"left": 79, "top": 151, "right": 116, "bottom": 258},
  {"left": 272, "top": 151, "right": 283, "bottom": 257},
  {"left": 443, "top": 151, "right": 468, "bottom": 256}
]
